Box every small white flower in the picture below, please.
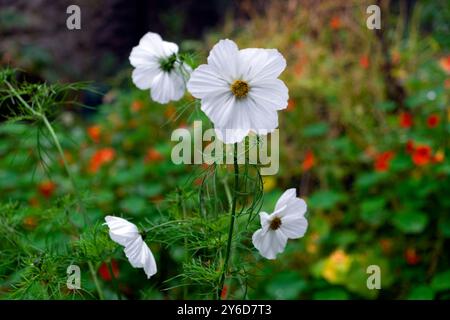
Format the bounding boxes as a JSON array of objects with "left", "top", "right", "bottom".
[
  {"left": 252, "top": 189, "right": 308, "bottom": 260},
  {"left": 129, "top": 32, "right": 190, "bottom": 104},
  {"left": 104, "top": 216, "right": 157, "bottom": 279},
  {"left": 187, "top": 39, "right": 288, "bottom": 144}
]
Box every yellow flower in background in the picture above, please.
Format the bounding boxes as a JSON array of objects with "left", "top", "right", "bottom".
[
  {"left": 262, "top": 176, "right": 277, "bottom": 192},
  {"left": 322, "top": 249, "right": 352, "bottom": 284}
]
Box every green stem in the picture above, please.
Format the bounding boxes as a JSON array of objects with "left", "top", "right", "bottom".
[
  {"left": 88, "top": 261, "right": 104, "bottom": 300},
  {"left": 217, "top": 143, "right": 239, "bottom": 299}
]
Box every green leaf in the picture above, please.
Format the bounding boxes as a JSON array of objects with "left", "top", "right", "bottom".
[
  {"left": 360, "top": 198, "right": 388, "bottom": 226},
  {"left": 302, "top": 122, "right": 329, "bottom": 137},
  {"left": 308, "top": 190, "right": 346, "bottom": 210},
  {"left": 313, "top": 288, "right": 349, "bottom": 300},
  {"left": 431, "top": 270, "right": 450, "bottom": 292},
  {"left": 408, "top": 286, "right": 434, "bottom": 300},
  {"left": 391, "top": 212, "right": 428, "bottom": 234},
  {"left": 265, "top": 271, "right": 307, "bottom": 299}
]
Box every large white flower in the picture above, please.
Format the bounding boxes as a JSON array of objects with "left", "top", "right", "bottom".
[
  {"left": 187, "top": 39, "right": 289, "bottom": 144},
  {"left": 252, "top": 189, "right": 308, "bottom": 260},
  {"left": 104, "top": 216, "right": 157, "bottom": 279},
  {"left": 129, "top": 32, "right": 190, "bottom": 104}
]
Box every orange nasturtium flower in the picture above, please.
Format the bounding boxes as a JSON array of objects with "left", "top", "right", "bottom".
[
  {"left": 87, "top": 125, "right": 101, "bottom": 143},
  {"left": 359, "top": 55, "right": 370, "bottom": 69},
  {"left": 374, "top": 151, "right": 395, "bottom": 172},
  {"left": 412, "top": 145, "right": 432, "bottom": 166},
  {"left": 144, "top": 148, "right": 164, "bottom": 163},
  {"left": 439, "top": 55, "right": 450, "bottom": 73},
  {"left": 38, "top": 180, "right": 56, "bottom": 198},
  {"left": 89, "top": 147, "right": 116, "bottom": 173},
  {"left": 302, "top": 150, "right": 315, "bottom": 171},
  {"left": 330, "top": 16, "right": 341, "bottom": 30},
  {"left": 399, "top": 112, "right": 413, "bottom": 128},
  {"left": 426, "top": 114, "right": 440, "bottom": 128}
]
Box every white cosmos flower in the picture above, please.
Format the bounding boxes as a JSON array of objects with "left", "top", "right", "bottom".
[
  {"left": 187, "top": 39, "right": 288, "bottom": 144},
  {"left": 104, "top": 216, "right": 157, "bottom": 279},
  {"left": 252, "top": 189, "right": 308, "bottom": 260},
  {"left": 129, "top": 32, "right": 191, "bottom": 104}
]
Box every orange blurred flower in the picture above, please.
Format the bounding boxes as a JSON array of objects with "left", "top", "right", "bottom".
[
  {"left": 330, "top": 16, "right": 341, "bottom": 30},
  {"left": 426, "top": 114, "right": 440, "bottom": 128},
  {"left": 302, "top": 150, "right": 315, "bottom": 171},
  {"left": 379, "top": 238, "right": 393, "bottom": 255},
  {"left": 144, "top": 148, "right": 164, "bottom": 163},
  {"left": 89, "top": 147, "right": 116, "bottom": 173},
  {"left": 359, "top": 55, "right": 370, "bottom": 69},
  {"left": 87, "top": 125, "right": 101, "bottom": 143},
  {"left": 433, "top": 150, "right": 445, "bottom": 163},
  {"left": 220, "top": 285, "right": 228, "bottom": 300},
  {"left": 445, "top": 79, "right": 450, "bottom": 89},
  {"left": 412, "top": 145, "right": 432, "bottom": 166},
  {"left": 287, "top": 99, "right": 296, "bottom": 111},
  {"left": 439, "top": 55, "right": 450, "bottom": 73},
  {"left": 399, "top": 112, "right": 413, "bottom": 128},
  {"left": 164, "top": 104, "right": 176, "bottom": 120},
  {"left": 98, "top": 260, "right": 119, "bottom": 281},
  {"left": 374, "top": 151, "right": 395, "bottom": 172},
  {"left": 405, "top": 248, "right": 420, "bottom": 265},
  {"left": 38, "top": 181, "right": 56, "bottom": 198},
  {"left": 131, "top": 100, "right": 143, "bottom": 112},
  {"left": 23, "top": 216, "right": 38, "bottom": 230}
]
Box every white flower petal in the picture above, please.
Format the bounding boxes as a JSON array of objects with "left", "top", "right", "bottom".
[
  {"left": 151, "top": 71, "right": 185, "bottom": 103},
  {"left": 207, "top": 39, "right": 239, "bottom": 82},
  {"left": 259, "top": 212, "right": 271, "bottom": 228},
  {"left": 280, "top": 197, "right": 307, "bottom": 219},
  {"left": 245, "top": 96, "right": 279, "bottom": 131},
  {"left": 187, "top": 64, "right": 230, "bottom": 99},
  {"left": 140, "top": 243, "right": 158, "bottom": 279},
  {"left": 252, "top": 229, "right": 287, "bottom": 260},
  {"left": 138, "top": 32, "right": 178, "bottom": 58},
  {"left": 249, "top": 78, "right": 289, "bottom": 111},
  {"left": 240, "top": 48, "right": 286, "bottom": 82},
  {"left": 274, "top": 189, "right": 297, "bottom": 211},
  {"left": 132, "top": 64, "right": 160, "bottom": 90},
  {"left": 280, "top": 216, "right": 308, "bottom": 239},
  {"left": 129, "top": 46, "right": 158, "bottom": 68},
  {"left": 104, "top": 216, "right": 139, "bottom": 247}
]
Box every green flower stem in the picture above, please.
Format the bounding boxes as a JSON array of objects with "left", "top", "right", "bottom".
[
  {"left": 218, "top": 143, "right": 239, "bottom": 299},
  {"left": 88, "top": 261, "right": 105, "bottom": 300}
]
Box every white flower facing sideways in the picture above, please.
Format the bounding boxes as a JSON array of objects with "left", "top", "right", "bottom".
[
  {"left": 252, "top": 189, "right": 308, "bottom": 260},
  {"left": 187, "top": 39, "right": 289, "bottom": 144},
  {"left": 129, "top": 32, "right": 191, "bottom": 104},
  {"left": 104, "top": 216, "right": 157, "bottom": 279}
]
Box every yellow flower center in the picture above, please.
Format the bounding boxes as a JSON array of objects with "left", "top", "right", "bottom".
[
  {"left": 269, "top": 217, "right": 282, "bottom": 230},
  {"left": 230, "top": 80, "right": 249, "bottom": 98}
]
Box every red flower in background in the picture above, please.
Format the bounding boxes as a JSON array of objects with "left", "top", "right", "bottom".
[
  {"left": 98, "top": 260, "right": 120, "bottom": 281},
  {"left": 374, "top": 151, "right": 395, "bottom": 172},
  {"left": 220, "top": 285, "right": 228, "bottom": 300},
  {"left": 89, "top": 147, "right": 116, "bottom": 173},
  {"left": 399, "top": 112, "right": 413, "bottom": 128},
  {"left": 439, "top": 55, "right": 450, "bottom": 73},
  {"left": 144, "top": 148, "right": 164, "bottom": 163},
  {"left": 38, "top": 181, "right": 56, "bottom": 198},
  {"left": 287, "top": 99, "right": 296, "bottom": 111},
  {"left": 330, "top": 16, "right": 341, "bottom": 30},
  {"left": 87, "top": 125, "right": 101, "bottom": 143},
  {"left": 412, "top": 145, "right": 432, "bottom": 166},
  {"left": 302, "top": 150, "right": 315, "bottom": 171},
  {"left": 426, "top": 114, "right": 440, "bottom": 128},
  {"left": 405, "top": 248, "right": 420, "bottom": 265},
  {"left": 359, "top": 55, "right": 370, "bottom": 69}
]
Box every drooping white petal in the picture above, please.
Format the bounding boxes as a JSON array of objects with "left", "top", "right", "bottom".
[
  {"left": 150, "top": 71, "right": 186, "bottom": 104},
  {"left": 240, "top": 48, "right": 286, "bottom": 82},
  {"left": 252, "top": 229, "right": 287, "bottom": 260},
  {"left": 279, "top": 197, "right": 307, "bottom": 219},
  {"left": 207, "top": 39, "right": 239, "bottom": 82},
  {"left": 124, "top": 237, "right": 157, "bottom": 279},
  {"left": 187, "top": 64, "right": 230, "bottom": 99},
  {"left": 104, "top": 216, "right": 139, "bottom": 247},
  {"left": 249, "top": 78, "right": 289, "bottom": 111}
]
